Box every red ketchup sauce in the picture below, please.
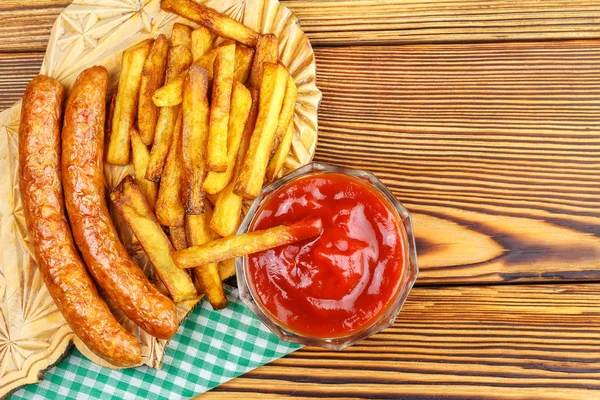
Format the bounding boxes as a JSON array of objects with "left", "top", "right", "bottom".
[{"left": 247, "top": 172, "right": 406, "bottom": 338}]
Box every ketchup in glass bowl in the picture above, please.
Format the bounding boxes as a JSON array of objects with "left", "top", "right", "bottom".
[{"left": 237, "top": 163, "right": 418, "bottom": 350}]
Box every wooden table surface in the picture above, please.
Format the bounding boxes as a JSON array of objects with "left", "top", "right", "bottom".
[{"left": 3, "top": 1, "right": 600, "bottom": 398}]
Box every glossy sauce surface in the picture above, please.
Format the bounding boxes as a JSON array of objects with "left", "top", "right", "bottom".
[{"left": 248, "top": 172, "right": 406, "bottom": 338}]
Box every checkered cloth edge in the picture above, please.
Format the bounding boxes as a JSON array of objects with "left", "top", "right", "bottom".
[{"left": 9, "top": 285, "right": 301, "bottom": 400}]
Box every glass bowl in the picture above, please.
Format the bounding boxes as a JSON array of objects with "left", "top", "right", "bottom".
[{"left": 236, "top": 162, "right": 418, "bottom": 350}]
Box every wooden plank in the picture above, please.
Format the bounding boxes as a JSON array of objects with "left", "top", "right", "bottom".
[
  {"left": 0, "top": 53, "right": 43, "bottom": 110},
  {"left": 0, "top": 1, "right": 67, "bottom": 52},
  {"left": 201, "top": 284, "right": 600, "bottom": 400},
  {"left": 285, "top": 0, "right": 600, "bottom": 45},
  {"left": 2, "top": 42, "right": 599, "bottom": 285},
  {"left": 2, "top": 1, "right": 600, "bottom": 51},
  {"left": 312, "top": 40, "right": 600, "bottom": 285}
]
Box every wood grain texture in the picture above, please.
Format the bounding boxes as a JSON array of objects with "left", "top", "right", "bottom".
[
  {"left": 312, "top": 40, "right": 600, "bottom": 285},
  {"left": 0, "top": 1, "right": 68, "bottom": 52},
  {"left": 3, "top": 0, "right": 600, "bottom": 51},
  {"left": 0, "top": 53, "right": 43, "bottom": 110},
  {"left": 285, "top": 0, "right": 600, "bottom": 46},
  {"left": 201, "top": 284, "right": 600, "bottom": 400}
]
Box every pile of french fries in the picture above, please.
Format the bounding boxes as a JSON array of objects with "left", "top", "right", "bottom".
[{"left": 106, "top": 0, "right": 298, "bottom": 310}]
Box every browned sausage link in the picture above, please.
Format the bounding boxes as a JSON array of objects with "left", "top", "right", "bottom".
[
  {"left": 18, "top": 75, "right": 143, "bottom": 367},
  {"left": 61, "top": 66, "right": 179, "bottom": 339}
]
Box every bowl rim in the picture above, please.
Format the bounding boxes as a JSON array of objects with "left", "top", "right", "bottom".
[{"left": 236, "top": 162, "right": 419, "bottom": 350}]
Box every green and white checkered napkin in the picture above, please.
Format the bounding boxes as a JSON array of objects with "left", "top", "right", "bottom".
[{"left": 9, "top": 285, "right": 300, "bottom": 399}]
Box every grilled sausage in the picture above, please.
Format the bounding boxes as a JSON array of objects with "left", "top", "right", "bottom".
[
  {"left": 61, "top": 66, "right": 179, "bottom": 339},
  {"left": 18, "top": 75, "right": 142, "bottom": 367}
]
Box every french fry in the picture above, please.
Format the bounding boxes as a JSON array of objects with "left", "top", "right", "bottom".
[
  {"left": 214, "top": 38, "right": 234, "bottom": 48},
  {"left": 234, "top": 63, "right": 289, "bottom": 198},
  {"left": 210, "top": 182, "right": 242, "bottom": 237},
  {"left": 207, "top": 43, "right": 235, "bottom": 172},
  {"left": 191, "top": 25, "right": 214, "bottom": 61},
  {"left": 185, "top": 205, "right": 227, "bottom": 310},
  {"left": 234, "top": 44, "right": 254, "bottom": 83},
  {"left": 150, "top": 78, "right": 184, "bottom": 108},
  {"left": 265, "top": 120, "right": 294, "bottom": 182},
  {"left": 110, "top": 176, "right": 197, "bottom": 302},
  {"left": 155, "top": 110, "right": 185, "bottom": 227},
  {"left": 169, "top": 226, "right": 188, "bottom": 251},
  {"left": 138, "top": 34, "right": 169, "bottom": 146},
  {"left": 205, "top": 192, "right": 219, "bottom": 207},
  {"left": 152, "top": 48, "right": 218, "bottom": 107},
  {"left": 105, "top": 88, "right": 117, "bottom": 141},
  {"left": 248, "top": 34, "right": 278, "bottom": 89},
  {"left": 193, "top": 47, "right": 219, "bottom": 77},
  {"left": 146, "top": 45, "right": 192, "bottom": 182},
  {"left": 181, "top": 65, "right": 210, "bottom": 214},
  {"left": 185, "top": 205, "right": 217, "bottom": 246},
  {"left": 264, "top": 75, "right": 297, "bottom": 181},
  {"left": 202, "top": 81, "right": 251, "bottom": 194},
  {"left": 161, "top": 0, "right": 259, "bottom": 47},
  {"left": 171, "top": 23, "right": 193, "bottom": 48},
  {"left": 173, "top": 217, "right": 323, "bottom": 269},
  {"left": 106, "top": 39, "right": 152, "bottom": 165},
  {"left": 218, "top": 259, "right": 236, "bottom": 280},
  {"left": 210, "top": 87, "right": 259, "bottom": 237},
  {"left": 271, "top": 76, "right": 297, "bottom": 154},
  {"left": 152, "top": 44, "right": 252, "bottom": 108},
  {"left": 130, "top": 127, "right": 158, "bottom": 210}
]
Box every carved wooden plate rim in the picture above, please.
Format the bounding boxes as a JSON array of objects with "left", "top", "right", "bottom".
[{"left": 0, "top": 0, "right": 320, "bottom": 396}]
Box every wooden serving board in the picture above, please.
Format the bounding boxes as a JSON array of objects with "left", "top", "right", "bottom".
[{"left": 0, "top": 0, "right": 320, "bottom": 396}]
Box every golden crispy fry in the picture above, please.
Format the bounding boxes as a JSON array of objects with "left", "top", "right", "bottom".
[
  {"left": 185, "top": 205, "right": 227, "bottom": 310},
  {"left": 205, "top": 192, "right": 219, "bottom": 207},
  {"left": 218, "top": 259, "right": 236, "bottom": 280},
  {"left": 210, "top": 88, "right": 259, "bottom": 236},
  {"left": 169, "top": 226, "right": 188, "bottom": 251},
  {"left": 193, "top": 47, "right": 219, "bottom": 78},
  {"left": 248, "top": 34, "right": 278, "bottom": 89},
  {"left": 152, "top": 48, "right": 218, "bottom": 107},
  {"left": 155, "top": 110, "right": 185, "bottom": 227},
  {"left": 202, "top": 81, "right": 251, "bottom": 194},
  {"left": 171, "top": 23, "right": 193, "bottom": 48},
  {"left": 234, "top": 63, "right": 289, "bottom": 198},
  {"left": 215, "top": 38, "right": 235, "bottom": 47},
  {"left": 238, "top": 87, "right": 260, "bottom": 156},
  {"left": 191, "top": 25, "right": 214, "bottom": 61},
  {"left": 146, "top": 45, "right": 192, "bottom": 182},
  {"left": 185, "top": 206, "right": 216, "bottom": 246},
  {"left": 130, "top": 127, "right": 158, "bottom": 210},
  {"left": 271, "top": 76, "right": 297, "bottom": 154},
  {"left": 105, "top": 88, "right": 117, "bottom": 139},
  {"left": 149, "top": 78, "right": 183, "bottom": 108},
  {"left": 152, "top": 45, "right": 251, "bottom": 108},
  {"left": 161, "top": 0, "right": 259, "bottom": 47},
  {"left": 265, "top": 75, "right": 296, "bottom": 181},
  {"left": 110, "top": 176, "right": 197, "bottom": 302},
  {"left": 138, "top": 35, "right": 169, "bottom": 146},
  {"left": 181, "top": 65, "right": 210, "bottom": 214},
  {"left": 173, "top": 217, "right": 323, "bottom": 269},
  {"left": 194, "top": 259, "right": 225, "bottom": 309},
  {"left": 165, "top": 45, "right": 193, "bottom": 85},
  {"left": 234, "top": 44, "right": 254, "bottom": 83},
  {"left": 265, "top": 120, "right": 294, "bottom": 182},
  {"left": 207, "top": 44, "right": 235, "bottom": 172},
  {"left": 106, "top": 39, "right": 152, "bottom": 165},
  {"left": 210, "top": 182, "right": 242, "bottom": 237}
]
